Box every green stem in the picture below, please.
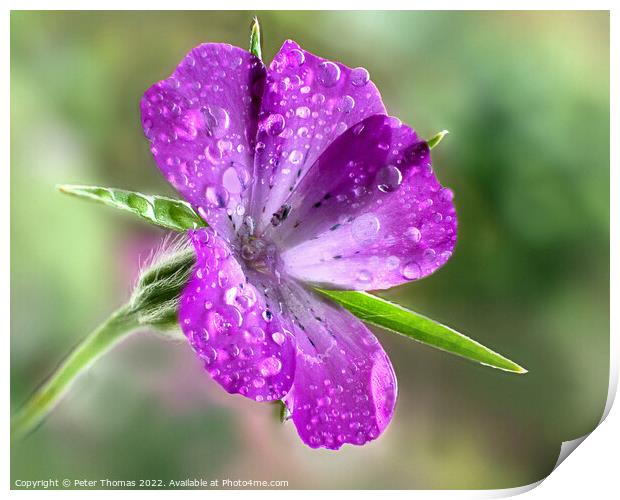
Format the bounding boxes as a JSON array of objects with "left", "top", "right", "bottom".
[{"left": 11, "top": 305, "right": 140, "bottom": 440}]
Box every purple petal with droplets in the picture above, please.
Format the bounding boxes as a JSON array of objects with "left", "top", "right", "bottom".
[
  {"left": 278, "top": 114, "right": 457, "bottom": 290},
  {"left": 248, "top": 39, "right": 386, "bottom": 235},
  {"left": 179, "top": 227, "right": 295, "bottom": 402},
  {"left": 141, "top": 43, "right": 265, "bottom": 241},
  {"left": 279, "top": 281, "right": 397, "bottom": 450}
]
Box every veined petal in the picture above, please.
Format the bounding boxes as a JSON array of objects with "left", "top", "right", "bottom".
[
  {"left": 279, "top": 115, "right": 457, "bottom": 290},
  {"left": 141, "top": 44, "right": 265, "bottom": 241},
  {"left": 179, "top": 227, "right": 295, "bottom": 401},
  {"left": 249, "top": 39, "right": 386, "bottom": 235},
  {"left": 280, "top": 281, "right": 397, "bottom": 450}
]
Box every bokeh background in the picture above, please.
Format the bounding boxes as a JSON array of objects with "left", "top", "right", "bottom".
[{"left": 11, "top": 11, "right": 609, "bottom": 489}]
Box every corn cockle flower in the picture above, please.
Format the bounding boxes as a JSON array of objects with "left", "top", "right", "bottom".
[{"left": 140, "top": 40, "right": 457, "bottom": 449}]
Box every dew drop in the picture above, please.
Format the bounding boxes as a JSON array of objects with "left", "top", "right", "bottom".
[
  {"left": 205, "top": 143, "right": 223, "bottom": 164},
  {"left": 204, "top": 185, "right": 229, "bottom": 208},
  {"left": 289, "top": 150, "right": 303, "bottom": 164},
  {"left": 351, "top": 213, "right": 380, "bottom": 243},
  {"left": 386, "top": 255, "right": 400, "bottom": 270},
  {"left": 222, "top": 164, "right": 250, "bottom": 194},
  {"left": 259, "top": 357, "right": 282, "bottom": 377},
  {"left": 286, "top": 48, "right": 305, "bottom": 67},
  {"left": 244, "top": 326, "right": 266, "bottom": 342},
  {"left": 253, "top": 377, "right": 266, "bottom": 388},
  {"left": 311, "top": 93, "right": 326, "bottom": 105},
  {"left": 262, "top": 309, "right": 273, "bottom": 322},
  {"left": 217, "top": 139, "right": 233, "bottom": 158},
  {"left": 337, "top": 95, "right": 355, "bottom": 114},
  {"left": 351, "top": 67, "right": 370, "bottom": 87},
  {"left": 424, "top": 248, "right": 436, "bottom": 262},
  {"left": 226, "top": 343, "right": 240, "bottom": 358},
  {"left": 402, "top": 261, "right": 421, "bottom": 280},
  {"left": 223, "top": 287, "right": 238, "bottom": 306},
  {"left": 264, "top": 113, "right": 286, "bottom": 136},
  {"left": 405, "top": 226, "right": 421, "bottom": 243},
  {"left": 356, "top": 270, "right": 372, "bottom": 283},
  {"left": 295, "top": 106, "right": 311, "bottom": 119},
  {"left": 439, "top": 187, "right": 454, "bottom": 202},
  {"left": 271, "top": 331, "right": 286, "bottom": 345},
  {"left": 202, "top": 105, "right": 230, "bottom": 138},
  {"left": 376, "top": 165, "right": 403, "bottom": 193},
  {"left": 317, "top": 396, "right": 332, "bottom": 407},
  {"left": 317, "top": 61, "right": 341, "bottom": 87}
]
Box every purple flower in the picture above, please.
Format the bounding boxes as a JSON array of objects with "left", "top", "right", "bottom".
[{"left": 140, "top": 40, "right": 457, "bottom": 449}]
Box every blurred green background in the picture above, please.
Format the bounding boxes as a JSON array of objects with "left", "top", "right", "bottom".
[{"left": 10, "top": 11, "right": 609, "bottom": 489}]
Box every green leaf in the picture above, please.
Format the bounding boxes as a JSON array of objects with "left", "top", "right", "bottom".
[
  {"left": 249, "top": 16, "right": 262, "bottom": 60},
  {"left": 428, "top": 129, "right": 449, "bottom": 150},
  {"left": 57, "top": 185, "right": 206, "bottom": 232},
  {"left": 316, "top": 289, "right": 527, "bottom": 374}
]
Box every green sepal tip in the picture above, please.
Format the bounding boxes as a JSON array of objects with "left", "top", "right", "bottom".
[
  {"left": 249, "top": 16, "right": 262, "bottom": 60},
  {"left": 428, "top": 129, "right": 449, "bottom": 150}
]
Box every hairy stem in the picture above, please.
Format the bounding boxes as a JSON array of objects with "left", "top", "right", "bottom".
[{"left": 11, "top": 305, "right": 140, "bottom": 440}]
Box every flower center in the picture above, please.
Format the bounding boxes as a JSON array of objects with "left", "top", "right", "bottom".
[
  {"left": 237, "top": 207, "right": 290, "bottom": 276},
  {"left": 239, "top": 235, "right": 280, "bottom": 275}
]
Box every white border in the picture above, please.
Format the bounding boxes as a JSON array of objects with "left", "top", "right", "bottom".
[{"left": 3, "top": 2, "right": 616, "bottom": 498}]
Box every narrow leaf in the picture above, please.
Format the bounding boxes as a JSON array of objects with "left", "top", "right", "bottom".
[
  {"left": 249, "top": 16, "right": 262, "bottom": 60},
  {"left": 316, "top": 289, "right": 527, "bottom": 374},
  {"left": 428, "top": 129, "right": 449, "bottom": 150},
  {"left": 57, "top": 185, "right": 206, "bottom": 232}
]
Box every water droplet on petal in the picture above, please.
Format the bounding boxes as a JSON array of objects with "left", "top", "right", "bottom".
[
  {"left": 439, "top": 187, "right": 454, "bottom": 202},
  {"left": 225, "top": 343, "right": 240, "bottom": 358},
  {"left": 286, "top": 48, "right": 305, "bottom": 67},
  {"left": 356, "top": 270, "right": 372, "bottom": 283},
  {"left": 376, "top": 165, "right": 403, "bottom": 193},
  {"left": 289, "top": 150, "right": 303, "bottom": 164},
  {"left": 317, "top": 61, "right": 341, "bottom": 87},
  {"left": 259, "top": 357, "right": 282, "bottom": 377},
  {"left": 271, "top": 331, "right": 286, "bottom": 345},
  {"left": 351, "top": 213, "right": 380, "bottom": 243},
  {"left": 351, "top": 67, "right": 370, "bottom": 87},
  {"left": 424, "top": 248, "right": 436, "bottom": 262},
  {"left": 223, "top": 287, "right": 238, "bottom": 305},
  {"left": 386, "top": 255, "right": 400, "bottom": 270},
  {"left": 337, "top": 95, "right": 355, "bottom": 113},
  {"left": 253, "top": 377, "right": 266, "bottom": 388},
  {"left": 311, "top": 93, "right": 326, "bottom": 104},
  {"left": 244, "top": 326, "right": 266, "bottom": 343},
  {"left": 405, "top": 226, "right": 421, "bottom": 243},
  {"left": 202, "top": 105, "right": 230, "bottom": 138},
  {"left": 402, "top": 261, "right": 421, "bottom": 280},
  {"left": 221, "top": 164, "right": 250, "bottom": 194},
  {"left": 295, "top": 106, "right": 311, "bottom": 119},
  {"left": 264, "top": 113, "right": 286, "bottom": 136},
  {"left": 204, "top": 185, "right": 229, "bottom": 208}
]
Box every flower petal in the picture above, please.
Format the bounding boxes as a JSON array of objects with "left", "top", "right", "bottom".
[
  {"left": 280, "top": 280, "right": 397, "bottom": 450},
  {"left": 179, "top": 227, "right": 295, "bottom": 401},
  {"left": 248, "top": 39, "right": 386, "bottom": 235},
  {"left": 141, "top": 44, "right": 265, "bottom": 241},
  {"left": 278, "top": 114, "right": 457, "bottom": 290}
]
